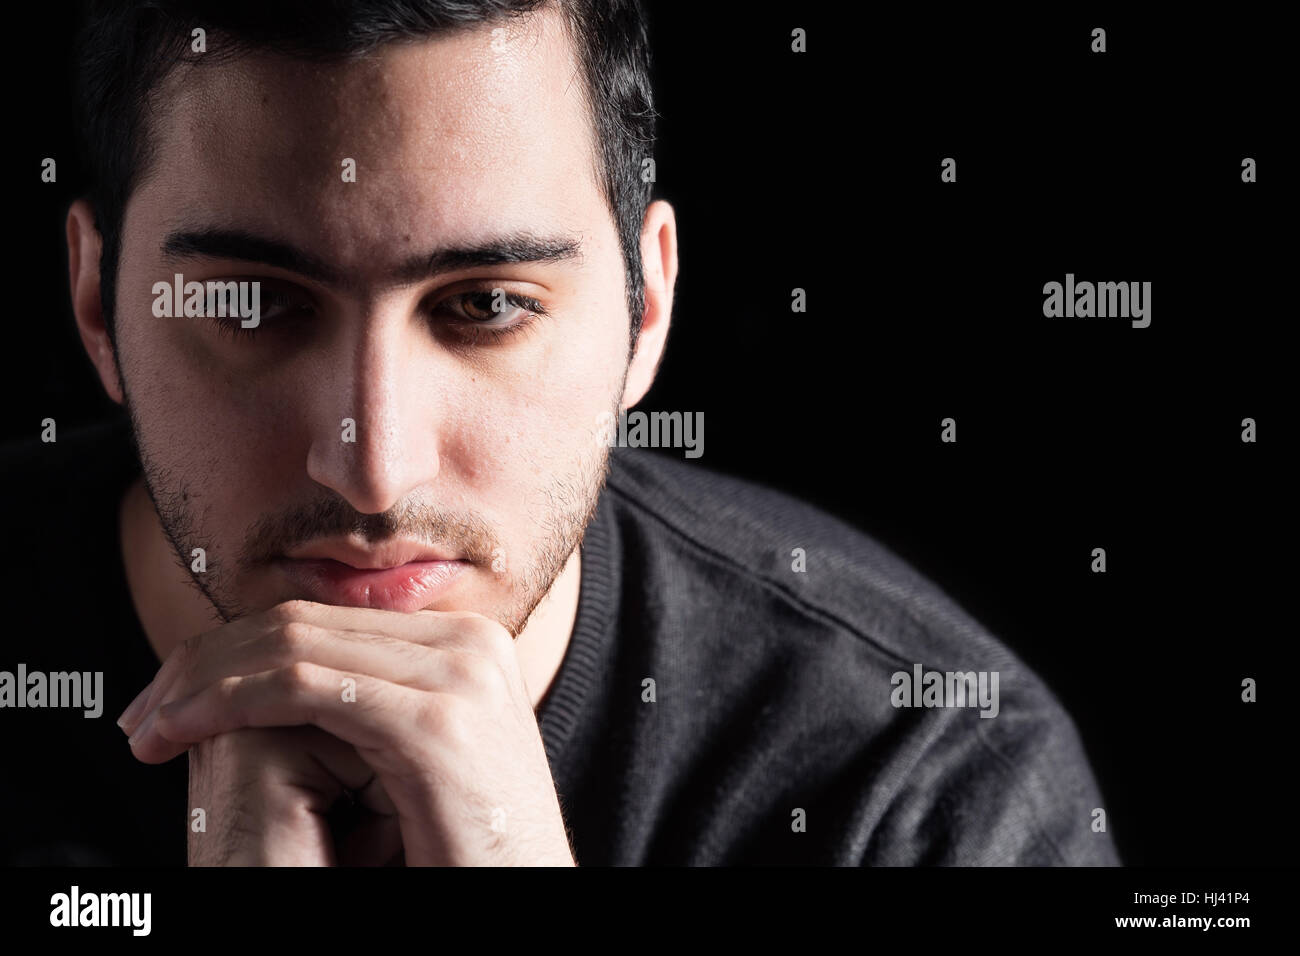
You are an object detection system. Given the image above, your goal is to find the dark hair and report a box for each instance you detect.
[73,0,656,349]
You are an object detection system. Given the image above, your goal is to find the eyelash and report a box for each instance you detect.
[445,292,548,346]
[203,288,548,344]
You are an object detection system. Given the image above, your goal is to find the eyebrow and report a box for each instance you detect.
[160,228,584,292]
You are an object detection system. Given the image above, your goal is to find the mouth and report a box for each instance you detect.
[275,540,472,612]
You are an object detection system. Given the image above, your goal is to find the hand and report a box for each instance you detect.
[119,600,575,866]
[187,725,403,866]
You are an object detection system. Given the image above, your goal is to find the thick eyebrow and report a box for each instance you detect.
[159,228,584,292]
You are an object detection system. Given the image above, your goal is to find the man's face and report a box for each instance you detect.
[111,12,629,634]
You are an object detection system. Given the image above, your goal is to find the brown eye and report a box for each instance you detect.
[459,291,505,322]
[441,290,544,328]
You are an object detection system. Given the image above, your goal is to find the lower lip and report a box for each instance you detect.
[276,558,470,613]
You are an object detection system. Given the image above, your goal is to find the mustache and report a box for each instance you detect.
[236,493,501,570]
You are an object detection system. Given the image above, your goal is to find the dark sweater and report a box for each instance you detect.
[0,416,1119,865]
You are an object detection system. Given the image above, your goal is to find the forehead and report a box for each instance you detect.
[135,10,602,275]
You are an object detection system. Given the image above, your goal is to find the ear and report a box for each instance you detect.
[66,198,123,404]
[620,199,678,410]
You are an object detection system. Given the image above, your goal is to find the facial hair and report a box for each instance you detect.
[122,389,617,638]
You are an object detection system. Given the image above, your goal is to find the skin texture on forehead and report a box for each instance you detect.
[139,12,606,288]
[108,7,632,637]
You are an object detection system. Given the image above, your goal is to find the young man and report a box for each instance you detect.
[1,0,1118,866]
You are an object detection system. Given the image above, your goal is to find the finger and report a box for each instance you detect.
[135,665,431,765]
[119,610,499,739]
[261,601,509,654]
[123,625,443,742]
[120,602,511,736]
[279,602,516,662]
[119,615,260,736]
[268,725,397,816]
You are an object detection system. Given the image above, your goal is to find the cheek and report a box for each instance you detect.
[115,328,285,546]
[446,332,621,526]
[120,341,279,470]
[126,407,261,558]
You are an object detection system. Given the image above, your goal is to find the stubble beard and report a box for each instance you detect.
[122,388,618,638]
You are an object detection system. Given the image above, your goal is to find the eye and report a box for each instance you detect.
[199,281,315,342]
[256,287,315,322]
[439,289,546,329]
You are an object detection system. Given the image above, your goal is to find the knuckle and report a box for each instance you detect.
[279,660,318,695]
[213,674,241,703]
[275,620,316,659]
[418,695,470,746]
[444,650,507,703]
[268,599,313,624]
[446,651,488,689]
[469,618,515,658]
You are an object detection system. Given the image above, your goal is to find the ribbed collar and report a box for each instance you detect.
[537,480,620,781]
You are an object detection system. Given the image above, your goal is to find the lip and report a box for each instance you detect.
[276,557,470,613]
[284,538,463,568]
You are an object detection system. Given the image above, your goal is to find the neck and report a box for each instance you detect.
[117,475,578,709]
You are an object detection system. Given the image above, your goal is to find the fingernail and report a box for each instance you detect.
[117,681,154,732]
[128,709,156,748]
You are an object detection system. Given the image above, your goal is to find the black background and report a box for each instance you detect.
[6,3,1292,867]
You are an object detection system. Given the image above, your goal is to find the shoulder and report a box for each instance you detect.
[603,449,1120,865]
[604,447,1010,671]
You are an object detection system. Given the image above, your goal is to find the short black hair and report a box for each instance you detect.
[73,0,656,349]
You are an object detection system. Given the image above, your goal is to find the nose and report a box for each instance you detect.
[306,304,441,515]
